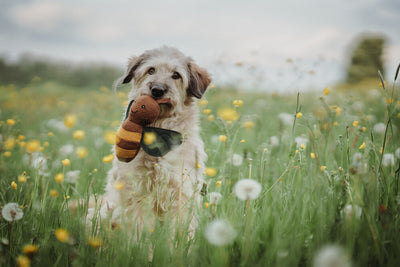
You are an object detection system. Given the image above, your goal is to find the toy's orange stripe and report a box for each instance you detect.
[117,127,142,142]
[116,146,138,158]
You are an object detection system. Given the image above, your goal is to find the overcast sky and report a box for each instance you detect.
[1,0,399,91]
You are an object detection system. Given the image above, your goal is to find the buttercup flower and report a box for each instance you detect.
[103,154,114,163]
[219,135,227,142]
[16,255,30,267]
[323,87,330,96]
[25,140,41,153]
[7,119,16,126]
[64,114,77,128]
[54,173,64,183]
[234,179,262,201]
[11,181,17,190]
[104,131,116,144]
[22,244,38,255]
[62,159,71,166]
[205,219,237,246]
[205,168,217,177]
[1,203,23,222]
[76,147,88,159]
[72,130,85,140]
[55,228,69,243]
[88,237,102,248]
[217,108,239,121]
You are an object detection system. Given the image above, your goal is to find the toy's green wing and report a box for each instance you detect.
[140,127,183,157]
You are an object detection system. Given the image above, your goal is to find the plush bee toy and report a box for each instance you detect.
[115,95,183,162]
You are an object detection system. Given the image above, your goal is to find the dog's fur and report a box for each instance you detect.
[87,47,211,238]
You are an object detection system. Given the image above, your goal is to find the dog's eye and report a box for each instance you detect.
[141,105,145,109]
[147,67,155,75]
[172,72,181,80]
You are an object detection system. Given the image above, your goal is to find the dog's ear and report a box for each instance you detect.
[187,63,211,99]
[121,56,144,84]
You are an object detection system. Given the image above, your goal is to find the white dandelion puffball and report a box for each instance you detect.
[209,192,223,205]
[278,112,294,126]
[382,153,395,167]
[65,170,81,184]
[205,219,237,246]
[313,245,352,267]
[373,123,386,134]
[295,136,309,148]
[269,136,280,147]
[1,203,24,222]
[234,179,262,201]
[59,144,75,156]
[230,153,243,166]
[342,204,362,220]
[395,147,400,159]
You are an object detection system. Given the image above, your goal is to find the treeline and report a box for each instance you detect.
[0,54,122,88]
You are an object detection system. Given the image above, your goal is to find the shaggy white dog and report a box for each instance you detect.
[88,46,211,238]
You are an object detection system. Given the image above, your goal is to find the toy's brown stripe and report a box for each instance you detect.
[117,127,142,142]
[116,146,138,158]
[117,138,140,150]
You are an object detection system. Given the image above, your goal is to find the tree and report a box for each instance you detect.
[346,36,386,84]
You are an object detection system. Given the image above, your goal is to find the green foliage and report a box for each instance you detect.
[0,75,399,266]
[346,36,386,84]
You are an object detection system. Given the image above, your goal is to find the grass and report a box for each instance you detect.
[0,74,399,266]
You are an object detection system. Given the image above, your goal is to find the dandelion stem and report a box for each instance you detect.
[248,158,252,180]
[244,199,251,263]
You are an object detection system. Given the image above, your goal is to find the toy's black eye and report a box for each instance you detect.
[147,67,155,75]
[141,105,145,109]
[172,72,181,80]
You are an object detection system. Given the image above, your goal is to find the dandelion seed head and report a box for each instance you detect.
[278,112,294,126]
[65,170,80,184]
[313,245,352,267]
[295,136,308,148]
[269,136,280,147]
[1,203,23,222]
[382,153,394,167]
[373,123,386,134]
[230,153,243,166]
[209,192,223,205]
[234,179,262,201]
[395,147,400,159]
[205,220,237,246]
[342,204,362,220]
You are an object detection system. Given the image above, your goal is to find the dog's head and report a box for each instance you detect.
[116,46,211,117]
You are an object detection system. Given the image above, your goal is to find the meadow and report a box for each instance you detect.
[0,71,400,266]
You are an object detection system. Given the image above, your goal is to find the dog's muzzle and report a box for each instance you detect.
[151,84,167,98]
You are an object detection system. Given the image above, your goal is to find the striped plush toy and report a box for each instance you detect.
[115,95,183,162]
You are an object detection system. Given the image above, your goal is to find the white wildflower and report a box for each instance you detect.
[352,101,365,112]
[1,203,23,222]
[234,179,262,201]
[209,192,223,205]
[352,153,362,165]
[341,204,362,220]
[65,170,80,184]
[382,153,395,167]
[313,245,352,267]
[59,144,75,156]
[23,152,50,176]
[373,123,386,134]
[211,135,220,144]
[229,153,243,166]
[269,136,280,147]
[205,219,237,246]
[278,112,294,126]
[295,136,309,148]
[47,118,68,132]
[395,147,400,159]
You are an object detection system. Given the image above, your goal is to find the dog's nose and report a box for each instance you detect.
[151,84,166,98]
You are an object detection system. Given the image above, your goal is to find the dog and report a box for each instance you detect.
[87,46,211,239]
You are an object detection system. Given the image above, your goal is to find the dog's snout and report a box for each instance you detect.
[151,84,167,98]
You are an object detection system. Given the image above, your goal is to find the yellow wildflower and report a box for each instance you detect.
[296,112,303,118]
[203,109,212,115]
[102,154,114,163]
[320,166,327,172]
[88,237,102,248]
[219,135,227,142]
[243,121,255,129]
[55,228,69,243]
[19,142,26,148]
[323,87,330,95]
[6,119,16,126]
[104,131,116,144]
[198,99,208,106]
[232,100,243,107]
[240,139,245,143]
[50,190,59,198]
[352,121,359,127]
[196,162,201,169]
[362,127,366,132]
[379,81,386,88]
[47,132,54,137]
[299,144,306,150]
[18,175,27,184]
[76,147,88,159]
[4,151,11,157]
[385,98,394,104]
[5,138,15,150]
[359,142,366,149]
[335,107,342,116]
[26,140,40,153]
[43,141,50,147]
[333,122,338,126]
[205,202,209,208]
[54,173,64,183]
[22,244,38,255]
[216,181,222,187]
[72,130,85,140]
[264,148,268,152]
[64,114,77,128]
[62,159,71,166]
[17,135,25,140]
[205,168,217,176]
[11,181,17,190]
[310,153,316,159]
[208,115,214,121]
[16,255,31,267]
[217,108,239,121]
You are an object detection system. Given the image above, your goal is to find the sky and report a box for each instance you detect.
[1,0,399,92]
